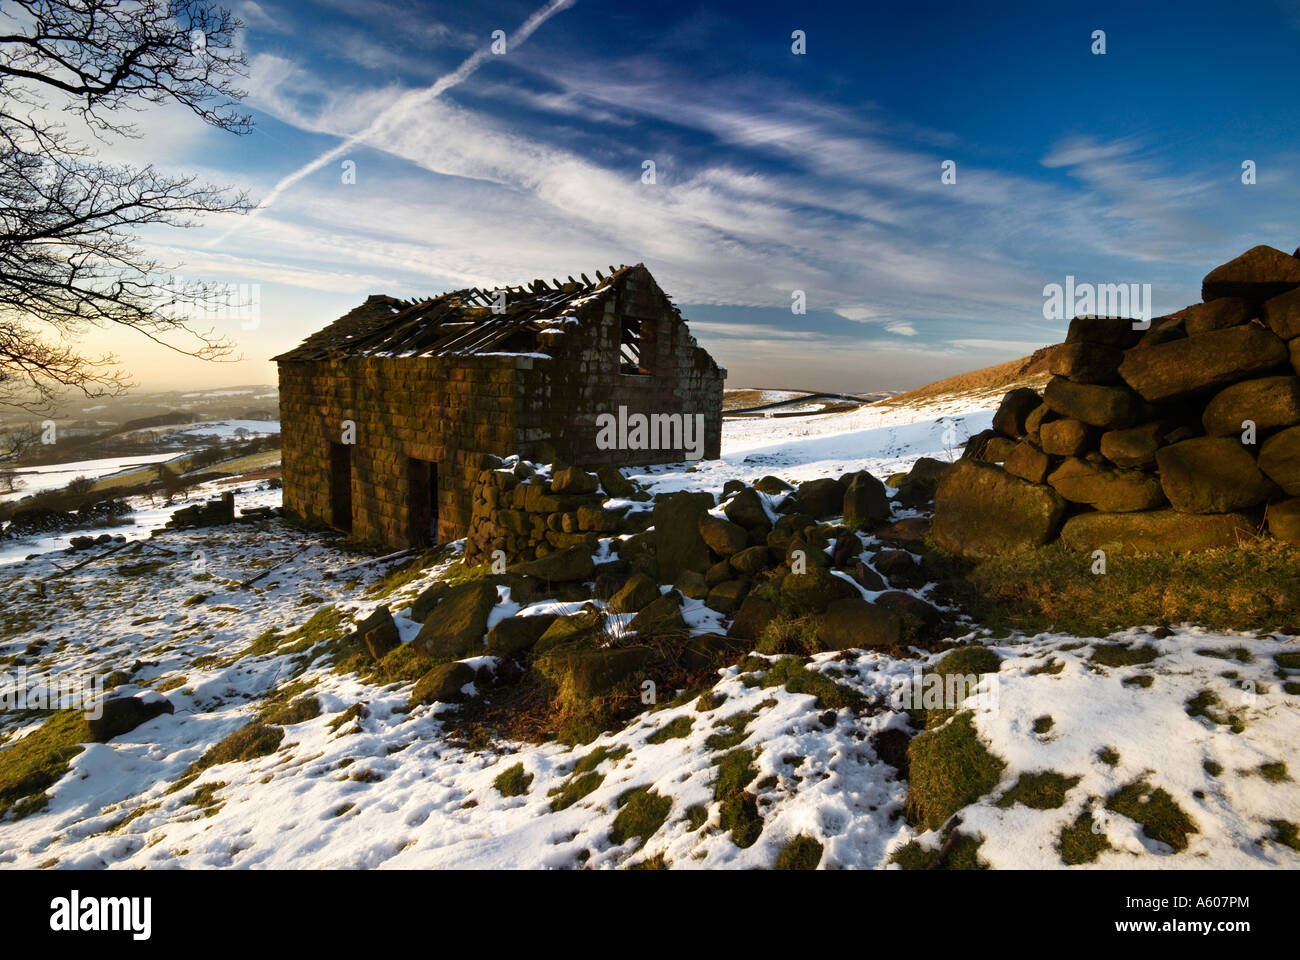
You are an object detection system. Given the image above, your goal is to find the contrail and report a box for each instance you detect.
[212,0,577,245]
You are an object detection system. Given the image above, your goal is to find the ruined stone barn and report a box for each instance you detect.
[274,264,725,549]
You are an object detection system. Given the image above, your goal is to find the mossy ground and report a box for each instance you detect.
[906,711,1005,831]
[956,539,1300,635]
[492,763,533,797]
[0,710,87,819]
[646,715,692,744]
[1185,689,1245,733]
[773,834,823,869]
[1106,780,1197,852]
[171,722,284,793]
[714,748,762,848]
[997,771,1079,809]
[609,786,671,850]
[891,830,987,870]
[1057,808,1112,864]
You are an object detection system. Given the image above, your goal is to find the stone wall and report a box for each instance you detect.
[934,244,1300,559]
[462,462,652,564]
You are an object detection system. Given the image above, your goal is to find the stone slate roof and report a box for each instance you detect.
[273,264,640,362]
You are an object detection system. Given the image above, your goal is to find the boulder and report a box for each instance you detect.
[628,594,688,636]
[550,466,599,495]
[894,458,953,506]
[794,477,847,519]
[1024,403,1054,435]
[535,611,603,654]
[932,460,1067,562]
[992,387,1043,437]
[413,580,499,659]
[535,647,653,701]
[980,436,1018,463]
[875,516,931,547]
[706,559,733,587]
[85,695,174,743]
[1202,376,1300,437]
[1260,285,1300,341]
[514,544,595,582]
[723,487,771,529]
[1004,440,1053,484]
[707,579,750,616]
[653,491,715,580]
[1182,297,1253,336]
[1043,377,1143,428]
[961,428,999,460]
[729,544,773,576]
[1039,418,1095,457]
[1266,499,1300,545]
[1060,510,1255,555]
[674,569,710,600]
[595,464,637,498]
[1049,341,1123,384]
[1156,437,1278,513]
[816,598,901,650]
[1137,316,1187,348]
[1119,325,1289,403]
[409,582,449,623]
[1046,458,1166,512]
[754,475,793,495]
[781,567,857,614]
[873,549,927,589]
[698,513,748,556]
[728,595,779,641]
[609,573,660,614]
[843,472,891,529]
[411,663,477,705]
[1201,245,1300,301]
[355,606,400,660]
[1065,314,1145,349]
[1100,422,1167,469]
[874,592,948,645]
[1259,425,1300,495]
[485,614,559,658]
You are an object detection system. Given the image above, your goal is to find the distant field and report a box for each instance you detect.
[186,448,281,478]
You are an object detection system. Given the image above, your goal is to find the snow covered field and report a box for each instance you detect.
[0,394,1297,870]
[0,454,180,504]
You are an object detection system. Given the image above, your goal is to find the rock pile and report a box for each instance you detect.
[935,244,1300,559]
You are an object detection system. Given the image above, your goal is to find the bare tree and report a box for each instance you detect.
[0,0,254,411]
[0,423,38,491]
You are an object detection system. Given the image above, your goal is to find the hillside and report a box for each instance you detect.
[0,387,1296,870]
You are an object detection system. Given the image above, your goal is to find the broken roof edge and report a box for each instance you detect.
[272,264,648,363]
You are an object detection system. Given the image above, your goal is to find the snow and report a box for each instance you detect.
[0,389,1296,870]
[1,454,180,503]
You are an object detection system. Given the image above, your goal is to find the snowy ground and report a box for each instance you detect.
[1,454,181,504]
[0,394,1297,869]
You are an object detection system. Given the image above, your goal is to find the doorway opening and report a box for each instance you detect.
[407,458,438,547]
[329,442,353,533]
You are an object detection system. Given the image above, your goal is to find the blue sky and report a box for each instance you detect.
[100,0,1300,392]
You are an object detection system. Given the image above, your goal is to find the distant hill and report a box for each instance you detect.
[877,344,1057,408]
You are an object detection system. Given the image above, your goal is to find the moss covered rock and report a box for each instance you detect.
[411,662,476,705]
[413,580,498,659]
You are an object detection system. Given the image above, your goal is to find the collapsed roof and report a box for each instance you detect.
[273,264,642,362]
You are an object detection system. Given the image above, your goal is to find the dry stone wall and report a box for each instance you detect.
[935,244,1300,559]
